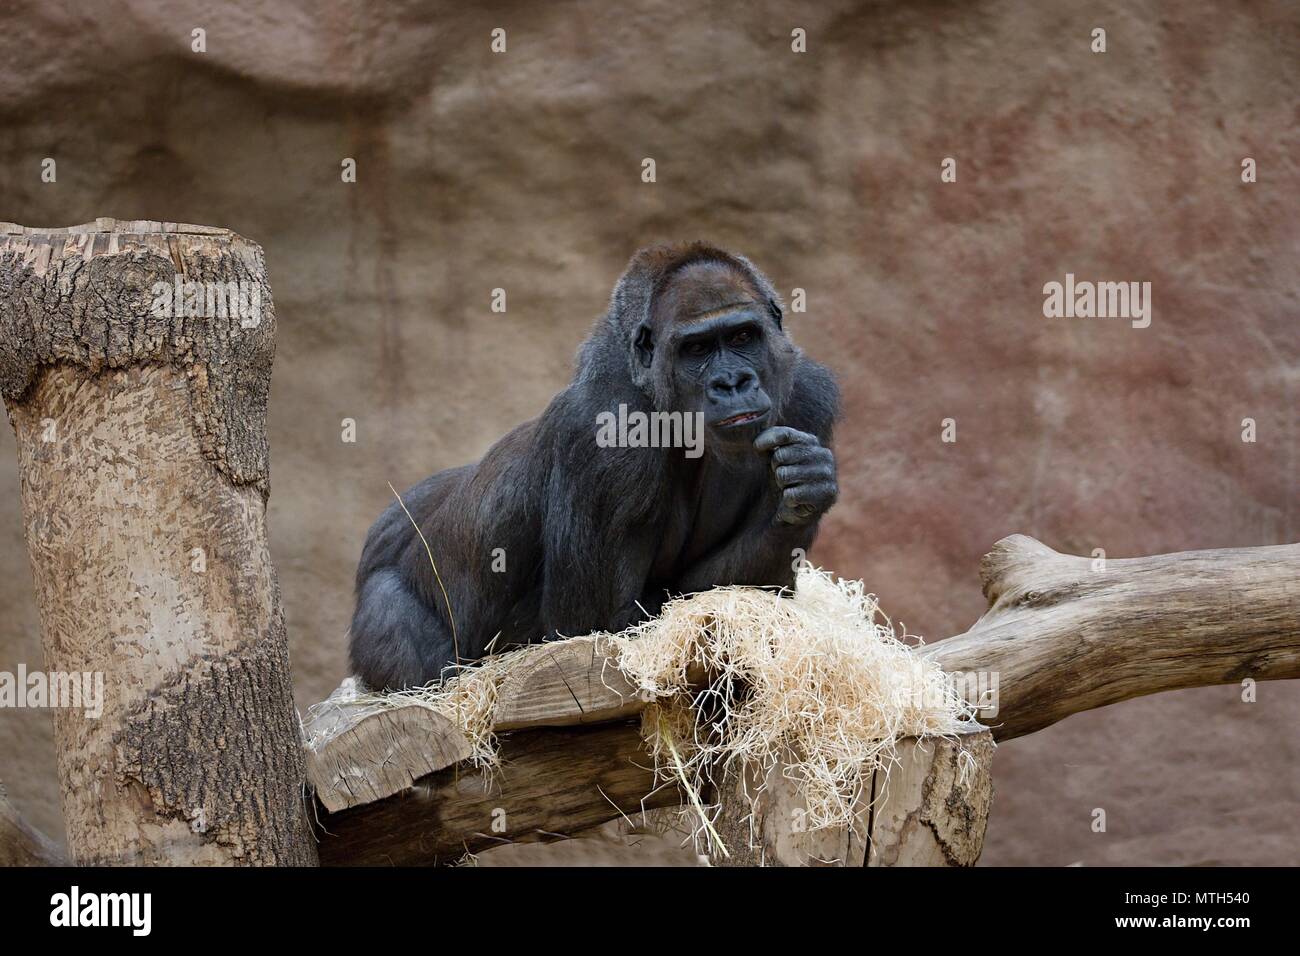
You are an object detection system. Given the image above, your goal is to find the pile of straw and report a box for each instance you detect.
[610,567,982,842]
[306,639,605,774]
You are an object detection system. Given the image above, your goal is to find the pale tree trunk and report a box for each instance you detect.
[0,219,317,865]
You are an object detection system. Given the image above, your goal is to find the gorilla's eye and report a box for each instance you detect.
[729,329,756,347]
[682,340,712,358]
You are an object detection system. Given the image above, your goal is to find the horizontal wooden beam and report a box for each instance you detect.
[314,721,680,865]
[492,636,645,731]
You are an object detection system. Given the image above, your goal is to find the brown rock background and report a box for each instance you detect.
[0,0,1295,864]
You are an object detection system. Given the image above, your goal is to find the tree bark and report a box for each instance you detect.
[0,219,317,865]
[708,747,871,866]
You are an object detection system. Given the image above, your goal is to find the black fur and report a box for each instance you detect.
[349,243,839,690]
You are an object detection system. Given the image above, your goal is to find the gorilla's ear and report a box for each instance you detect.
[633,323,654,368]
[767,297,783,330]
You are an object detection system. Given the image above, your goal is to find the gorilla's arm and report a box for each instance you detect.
[674,502,822,593]
[677,357,839,593]
[348,467,473,690]
[538,402,664,637]
[350,423,546,690]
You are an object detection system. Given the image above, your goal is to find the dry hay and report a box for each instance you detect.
[610,567,983,849]
[313,567,982,846]
[303,640,596,774]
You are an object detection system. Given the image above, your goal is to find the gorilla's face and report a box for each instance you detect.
[635,260,795,454]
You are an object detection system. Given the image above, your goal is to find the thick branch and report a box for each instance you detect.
[314,722,680,865]
[924,535,1300,741]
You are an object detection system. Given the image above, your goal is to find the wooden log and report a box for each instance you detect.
[307,535,1297,865]
[492,636,644,730]
[315,721,681,865]
[865,732,994,866]
[708,730,993,867]
[0,776,65,866]
[304,678,475,813]
[0,220,316,865]
[925,535,1300,741]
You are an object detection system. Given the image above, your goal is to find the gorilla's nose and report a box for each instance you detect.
[707,370,756,400]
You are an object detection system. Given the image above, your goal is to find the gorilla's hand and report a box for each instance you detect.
[755,426,838,526]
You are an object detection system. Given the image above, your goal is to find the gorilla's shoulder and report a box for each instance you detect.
[785,354,840,441]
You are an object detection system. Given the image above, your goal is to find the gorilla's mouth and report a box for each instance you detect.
[713,410,767,428]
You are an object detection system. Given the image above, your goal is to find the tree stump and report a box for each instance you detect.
[865,732,994,866]
[710,730,993,866]
[0,220,316,865]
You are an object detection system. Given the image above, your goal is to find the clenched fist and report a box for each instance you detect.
[755,426,838,526]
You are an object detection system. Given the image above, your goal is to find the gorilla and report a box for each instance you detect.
[349,242,839,690]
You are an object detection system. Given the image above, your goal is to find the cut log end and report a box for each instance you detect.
[493,636,644,730]
[1,219,238,237]
[0,221,275,489]
[303,680,474,814]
